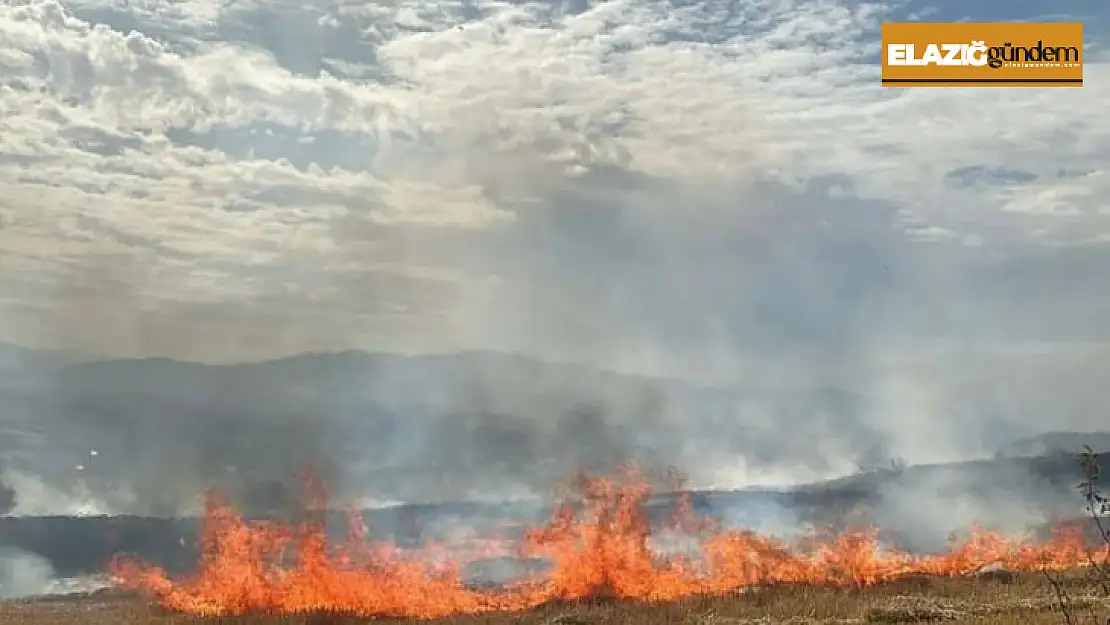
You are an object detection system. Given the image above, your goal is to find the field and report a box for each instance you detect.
[3,455,1107,625]
[3,571,1107,625]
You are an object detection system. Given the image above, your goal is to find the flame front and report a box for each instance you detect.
[108,468,1100,619]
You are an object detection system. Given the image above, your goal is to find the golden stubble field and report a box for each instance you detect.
[4,571,1107,625]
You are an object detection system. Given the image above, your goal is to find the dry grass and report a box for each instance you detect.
[3,572,1107,625]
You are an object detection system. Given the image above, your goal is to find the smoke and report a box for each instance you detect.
[0,467,113,517]
[0,547,56,599]
[0,0,1106,560]
[0,235,1104,526]
[0,179,1105,552]
[707,494,805,539]
[0,472,13,516]
[0,545,111,599]
[869,483,1041,554]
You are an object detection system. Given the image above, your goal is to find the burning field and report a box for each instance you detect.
[0,458,1104,625]
[0,571,1107,625]
[1,466,1103,625]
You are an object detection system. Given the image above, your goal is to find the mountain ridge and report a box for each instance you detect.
[0,343,1104,519]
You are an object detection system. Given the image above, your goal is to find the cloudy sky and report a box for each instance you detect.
[0,0,1108,384]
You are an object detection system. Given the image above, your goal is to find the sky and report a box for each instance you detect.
[0,0,1108,386]
[0,0,1109,530]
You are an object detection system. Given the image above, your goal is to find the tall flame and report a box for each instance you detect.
[108,467,1100,619]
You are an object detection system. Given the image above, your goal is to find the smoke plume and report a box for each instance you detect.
[0,0,1107,564]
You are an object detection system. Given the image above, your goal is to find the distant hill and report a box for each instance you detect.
[0,347,874,516]
[0,343,1105,576]
[994,431,1110,458]
[0,344,1106,522]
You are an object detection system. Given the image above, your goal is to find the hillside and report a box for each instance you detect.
[0,343,1106,580]
[995,430,1110,458]
[0,345,877,516]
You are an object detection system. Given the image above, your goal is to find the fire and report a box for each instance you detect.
[108,466,1101,619]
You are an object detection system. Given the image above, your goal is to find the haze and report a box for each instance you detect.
[0,0,1108,518]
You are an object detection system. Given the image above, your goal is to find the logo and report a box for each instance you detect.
[881,22,1083,87]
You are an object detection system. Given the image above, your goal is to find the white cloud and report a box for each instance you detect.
[0,0,1106,366]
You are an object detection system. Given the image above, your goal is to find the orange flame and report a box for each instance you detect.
[108,467,1101,619]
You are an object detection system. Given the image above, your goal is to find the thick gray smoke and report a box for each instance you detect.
[0,547,54,599]
[0,0,1107,562]
[0,189,1107,522]
[0,545,109,598]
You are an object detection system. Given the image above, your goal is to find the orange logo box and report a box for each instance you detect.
[881,22,1083,87]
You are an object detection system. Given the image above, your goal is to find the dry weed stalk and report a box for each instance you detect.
[1047,446,1110,625]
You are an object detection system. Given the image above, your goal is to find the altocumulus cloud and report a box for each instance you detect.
[0,0,1109,466]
